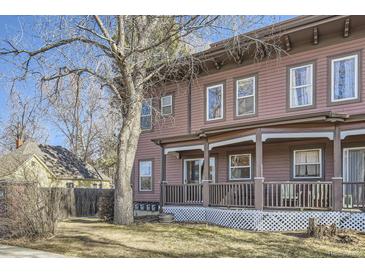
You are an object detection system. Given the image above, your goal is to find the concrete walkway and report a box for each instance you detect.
[0,244,65,258]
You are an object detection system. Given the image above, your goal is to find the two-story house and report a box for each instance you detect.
[132,15,365,222]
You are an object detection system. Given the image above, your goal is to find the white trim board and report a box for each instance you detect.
[341,128,365,139]
[209,135,256,150]
[164,144,204,155]
[262,132,334,142]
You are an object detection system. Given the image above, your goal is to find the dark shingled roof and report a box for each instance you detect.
[0,142,109,181]
[38,144,108,180]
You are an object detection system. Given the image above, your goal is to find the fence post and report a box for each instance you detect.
[254,128,264,210]
[332,126,343,211]
[70,188,76,217]
[202,180,210,207]
[160,181,167,213]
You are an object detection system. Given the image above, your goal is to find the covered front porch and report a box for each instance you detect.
[159,124,365,211]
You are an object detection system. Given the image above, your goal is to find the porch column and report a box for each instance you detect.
[254,128,264,210]
[159,145,166,213]
[332,126,343,211]
[202,140,210,207]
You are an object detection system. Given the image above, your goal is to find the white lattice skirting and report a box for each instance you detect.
[163,206,365,232]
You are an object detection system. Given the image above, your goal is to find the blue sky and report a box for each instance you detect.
[0,15,294,147]
[0,16,65,145]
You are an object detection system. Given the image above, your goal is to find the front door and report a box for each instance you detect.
[343,147,365,182]
[183,158,215,184]
[343,147,365,207]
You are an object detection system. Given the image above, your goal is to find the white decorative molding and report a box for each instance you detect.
[209,135,256,150]
[262,131,334,142]
[340,128,365,140]
[164,144,204,155]
[163,206,365,232]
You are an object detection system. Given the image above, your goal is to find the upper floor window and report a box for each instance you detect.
[331,54,359,103]
[289,64,313,108]
[206,84,224,121]
[161,95,172,116]
[229,154,252,180]
[139,160,153,191]
[236,76,256,116]
[293,148,322,179]
[141,99,152,130]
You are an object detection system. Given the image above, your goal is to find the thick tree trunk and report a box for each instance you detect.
[113,104,142,225]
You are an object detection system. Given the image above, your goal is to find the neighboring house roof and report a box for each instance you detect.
[0,143,53,179]
[38,144,109,181]
[0,141,110,182]
[0,151,33,178]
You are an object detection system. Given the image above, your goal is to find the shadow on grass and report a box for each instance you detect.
[8,218,364,258]
[66,218,101,224]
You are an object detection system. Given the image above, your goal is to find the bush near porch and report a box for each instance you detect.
[2,218,365,258]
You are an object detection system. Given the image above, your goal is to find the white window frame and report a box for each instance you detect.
[141,98,152,130]
[139,160,153,191]
[293,148,322,179]
[289,64,314,108]
[229,154,252,180]
[331,54,359,103]
[236,76,256,116]
[343,146,365,182]
[161,95,173,116]
[206,84,224,121]
[183,157,216,184]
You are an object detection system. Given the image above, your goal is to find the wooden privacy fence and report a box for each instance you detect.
[41,187,114,218]
[343,182,365,209]
[164,183,203,205]
[263,181,333,209]
[209,182,254,208]
[74,188,111,216]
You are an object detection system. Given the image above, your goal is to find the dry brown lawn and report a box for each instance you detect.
[2,218,365,258]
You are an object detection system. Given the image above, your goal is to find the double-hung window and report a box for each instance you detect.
[161,95,172,116]
[331,54,359,102]
[236,76,256,116]
[293,149,322,179]
[141,99,152,130]
[289,64,314,108]
[229,154,252,180]
[139,160,153,191]
[206,84,224,121]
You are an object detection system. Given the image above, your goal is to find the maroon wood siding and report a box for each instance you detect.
[133,32,365,202]
[191,36,365,132]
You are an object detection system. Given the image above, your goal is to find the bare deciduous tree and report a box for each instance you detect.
[0,90,48,152]
[1,15,285,224]
[46,74,105,163]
